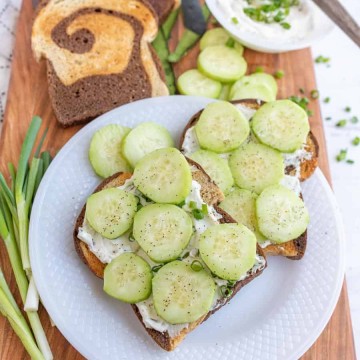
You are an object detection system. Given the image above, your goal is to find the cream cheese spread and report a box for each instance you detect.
[283,146,312,178]
[217,0,314,42]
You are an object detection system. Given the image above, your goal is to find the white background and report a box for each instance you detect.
[0,0,359,356]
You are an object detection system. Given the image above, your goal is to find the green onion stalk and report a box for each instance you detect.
[0,116,53,359]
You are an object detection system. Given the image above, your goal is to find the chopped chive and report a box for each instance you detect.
[323,97,330,103]
[202,204,208,215]
[220,285,234,298]
[345,106,351,112]
[192,209,204,220]
[274,70,284,79]
[227,280,236,287]
[281,22,291,29]
[351,116,359,124]
[231,17,239,24]
[352,137,360,146]
[325,116,332,121]
[315,55,330,64]
[189,200,197,209]
[346,159,355,164]
[128,233,135,242]
[336,119,347,127]
[177,200,185,208]
[190,260,203,272]
[225,38,235,48]
[299,87,305,94]
[336,149,347,162]
[254,66,264,73]
[288,96,313,116]
[310,89,319,99]
[181,252,190,260]
[151,265,163,273]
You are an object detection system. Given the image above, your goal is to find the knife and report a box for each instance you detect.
[181,0,207,35]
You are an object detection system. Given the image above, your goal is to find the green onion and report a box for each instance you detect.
[310,89,319,99]
[323,97,330,103]
[202,204,209,215]
[336,119,347,127]
[352,137,360,146]
[128,233,135,242]
[346,159,355,164]
[288,96,313,116]
[254,66,264,73]
[192,209,204,220]
[345,106,351,112]
[281,22,291,29]
[299,87,305,94]
[336,149,347,162]
[220,285,234,298]
[350,116,359,124]
[189,201,197,209]
[231,17,239,24]
[325,117,332,121]
[190,260,203,272]
[152,265,163,273]
[225,38,235,48]
[274,70,284,79]
[315,55,330,64]
[227,280,236,287]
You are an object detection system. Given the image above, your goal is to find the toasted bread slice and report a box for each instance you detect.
[179,99,317,260]
[74,161,266,351]
[147,0,181,24]
[32,0,169,127]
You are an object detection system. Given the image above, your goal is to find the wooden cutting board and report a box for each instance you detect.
[0,1,356,359]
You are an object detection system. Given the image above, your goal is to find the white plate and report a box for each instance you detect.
[30,96,345,360]
[205,0,334,53]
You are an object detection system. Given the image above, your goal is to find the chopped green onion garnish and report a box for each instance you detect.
[190,260,203,272]
[177,200,185,208]
[225,38,235,48]
[220,285,234,298]
[227,280,236,287]
[299,88,305,94]
[202,204,209,215]
[281,22,291,29]
[315,55,330,64]
[336,149,347,162]
[323,97,330,103]
[351,116,359,124]
[192,209,204,220]
[128,233,135,242]
[254,66,264,73]
[345,106,351,112]
[182,252,190,259]
[346,159,355,164]
[310,89,319,99]
[189,200,197,209]
[336,119,347,127]
[274,70,284,79]
[288,96,313,116]
[352,137,360,146]
[325,116,332,121]
[152,265,163,273]
[231,17,239,24]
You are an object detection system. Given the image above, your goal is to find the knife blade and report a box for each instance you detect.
[181,0,207,35]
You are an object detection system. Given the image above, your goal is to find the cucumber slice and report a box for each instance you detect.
[195,101,250,153]
[220,188,265,242]
[229,143,284,194]
[229,84,275,102]
[89,124,132,178]
[252,100,310,152]
[86,188,137,239]
[200,28,244,55]
[230,73,278,99]
[133,204,193,262]
[199,223,257,280]
[218,83,232,100]
[198,46,247,83]
[104,253,152,303]
[133,148,192,204]
[122,122,174,168]
[152,261,216,324]
[256,185,309,243]
[177,69,222,98]
[189,150,234,194]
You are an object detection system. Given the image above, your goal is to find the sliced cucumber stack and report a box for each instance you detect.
[86,188,137,239]
[122,122,174,168]
[252,100,310,152]
[229,143,284,194]
[104,253,152,303]
[89,124,131,178]
[200,28,244,55]
[152,261,216,324]
[133,148,192,204]
[256,185,309,243]
[230,84,275,102]
[195,101,250,153]
[198,46,247,83]
[220,188,265,242]
[177,69,222,98]
[189,150,234,194]
[199,223,257,280]
[133,204,193,263]
[230,73,278,99]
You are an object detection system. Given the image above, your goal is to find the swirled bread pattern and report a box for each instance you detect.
[32,0,169,126]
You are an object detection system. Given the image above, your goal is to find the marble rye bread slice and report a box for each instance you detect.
[147,0,180,24]
[179,99,320,260]
[73,162,267,351]
[32,0,169,127]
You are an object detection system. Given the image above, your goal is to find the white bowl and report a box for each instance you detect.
[205,0,334,53]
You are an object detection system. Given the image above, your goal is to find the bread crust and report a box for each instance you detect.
[179,99,316,260]
[74,164,266,351]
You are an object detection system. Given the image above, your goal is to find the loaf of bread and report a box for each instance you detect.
[32,0,169,127]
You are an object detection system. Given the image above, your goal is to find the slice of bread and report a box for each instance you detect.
[147,0,181,24]
[74,161,266,351]
[179,99,318,260]
[32,0,169,127]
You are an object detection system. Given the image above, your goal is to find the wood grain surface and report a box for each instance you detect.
[0,1,356,359]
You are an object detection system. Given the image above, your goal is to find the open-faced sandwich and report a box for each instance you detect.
[74,145,266,351]
[180,99,319,260]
